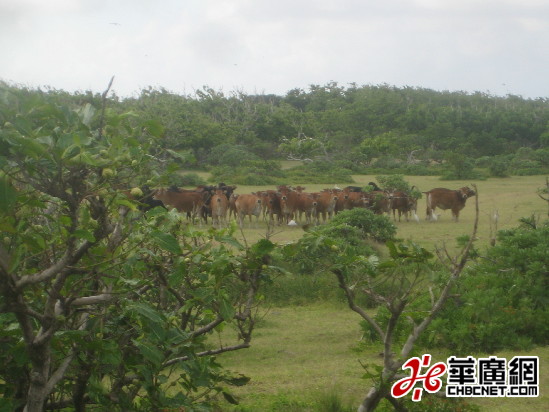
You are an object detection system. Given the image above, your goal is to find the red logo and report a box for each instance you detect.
[391,355,447,401]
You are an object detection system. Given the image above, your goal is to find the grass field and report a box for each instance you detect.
[200,174,548,411]
[216,304,549,412]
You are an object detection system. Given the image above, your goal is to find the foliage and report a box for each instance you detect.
[487,155,510,177]
[210,144,261,167]
[170,172,208,187]
[0,86,272,411]
[508,147,549,175]
[284,160,355,184]
[425,221,549,352]
[209,160,285,185]
[439,153,486,180]
[330,209,397,243]
[375,174,422,199]
[5,81,549,178]
[282,223,376,276]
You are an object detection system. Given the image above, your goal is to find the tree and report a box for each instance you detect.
[0,84,272,411]
[288,190,478,411]
[425,218,549,352]
[337,188,478,411]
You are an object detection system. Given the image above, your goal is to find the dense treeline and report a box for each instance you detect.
[3,81,549,182]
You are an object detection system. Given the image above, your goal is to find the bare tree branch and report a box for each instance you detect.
[334,269,385,340]
[189,316,224,339]
[164,343,250,367]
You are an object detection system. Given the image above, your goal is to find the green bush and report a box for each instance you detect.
[375,174,422,198]
[424,221,549,352]
[440,153,486,180]
[209,144,260,167]
[330,209,397,243]
[284,160,355,184]
[487,156,510,177]
[401,163,440,176]
[209,160,285,185]
[170,172,208,187]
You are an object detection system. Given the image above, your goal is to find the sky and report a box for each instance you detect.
[1,0,549,99]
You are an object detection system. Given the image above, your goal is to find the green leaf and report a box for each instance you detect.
[215,235,244,251]
[73,229,96,242]
[141,120,165,138]
[133,340,164,367]
[115,198,138,211]
[219,298,235,321]
[127,302,165,324]
[251,238,275,256]
[0,178,17,213]
[151,230,182,254]
[0,221,16,233]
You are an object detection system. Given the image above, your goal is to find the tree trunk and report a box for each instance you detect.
[24,340,52,412]
[25,364,49,412]
[358,386,386,412]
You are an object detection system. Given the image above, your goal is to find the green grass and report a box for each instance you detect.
[215,303,370,411]
[215,304,549,411]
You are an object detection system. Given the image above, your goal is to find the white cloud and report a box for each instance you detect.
[1,0,548,98]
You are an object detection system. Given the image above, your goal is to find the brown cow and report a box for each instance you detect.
[228,194,238,220]
[210,189,229,227]
[153,187,207,222]
[338,188,367,213]
[424,186,476,222]
[364,191,392,215]
[235,193,262,227]
[391,191,419,222]
[312,190,339,224]
[278,186,300,224]
[295,192,317,224]
[260,190,283,224]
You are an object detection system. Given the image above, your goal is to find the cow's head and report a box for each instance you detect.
[459,186,476,199]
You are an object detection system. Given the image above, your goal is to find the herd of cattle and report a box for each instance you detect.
[128,183,477,227]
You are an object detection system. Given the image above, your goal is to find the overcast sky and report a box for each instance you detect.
[1,0,548,99]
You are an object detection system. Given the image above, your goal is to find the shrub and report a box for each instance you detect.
[330,209,397,243]
[209,144,260,167]
[402,163,440,176]
[423,221,549,352]
[375,174,422,198]
[209,160,285,185]
[170,172,207,187]
[440,153,486,180]
[285,160,355,184]
[487,156,510,177]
